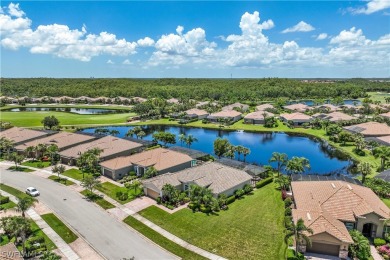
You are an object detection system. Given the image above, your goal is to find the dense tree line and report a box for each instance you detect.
[1,78,389,101]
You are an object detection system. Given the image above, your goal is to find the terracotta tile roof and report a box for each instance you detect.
[292,181,390,242]
[280,112,312,121]
[375,135,390,146]
[256,104,274,111]
[15,132,96,151]
[59,135,142,159]
[185,109,209,117]
[244,111,274,120]
[380,112,390,119]
[167,98,180,104]
[142,162,252,195]
[316,104,340,112]
[344,122,390,137]
[283,103,310,112]
[222,102,249,111]
[0,127,49,144]
[208,110,242,118]
[100,148,192,171]
[314,112,356,122]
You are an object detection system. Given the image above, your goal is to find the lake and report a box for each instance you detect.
[288,99,361,106]
[5,107,128,115]
[82,125,352,175]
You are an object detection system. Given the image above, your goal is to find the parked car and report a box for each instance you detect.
[26,187,40,197]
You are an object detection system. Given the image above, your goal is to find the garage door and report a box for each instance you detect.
[146,189,160,199]
[308,242,340,256]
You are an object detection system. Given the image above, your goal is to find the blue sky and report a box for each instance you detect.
[1,1,389,78]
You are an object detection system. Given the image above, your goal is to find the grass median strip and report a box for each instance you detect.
[80,190,115,210]
[48,175,75,186]
[41,213,78,244]
[7,166,35,172]
[0,183,30,199]
[123,216,207,260]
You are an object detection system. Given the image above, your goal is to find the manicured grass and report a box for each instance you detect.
[61,168,91,181]
[0,183,30,199]
[0,110,135,127]
[48,175,75,186]
[41,213,78,243]
[22,160,51,168]
[138,184,286,259]
[364,92,390,103]
[0,200,16,210]
[80,190,115,210]
[95,182,137,204]
[124,216,207,260]
[382,198,390,208]
[7,166,35,172]
[0,104,133,111]
[30,220,57,251]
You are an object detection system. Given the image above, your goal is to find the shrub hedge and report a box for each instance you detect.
[255,177,273,189]
[374,238,387,247]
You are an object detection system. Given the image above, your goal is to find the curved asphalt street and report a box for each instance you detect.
[0,167,175,260]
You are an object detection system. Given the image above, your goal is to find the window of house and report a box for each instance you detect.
[383,225,390,237]
[191,160,196,167]
[184,184,189,191]
[344,222,355,231]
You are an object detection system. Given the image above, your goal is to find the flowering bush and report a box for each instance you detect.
[378,245,390,257]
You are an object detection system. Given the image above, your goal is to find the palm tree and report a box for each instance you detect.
[242,147,251,162]
[137,130,146,139]
[285,218,313,256]
[185,134,198,148]
[46,144,59,165]
[35,143,48,161]
[178,134,186,147]
[52,164,66,180]
[373,146,390,172]
[358,162,372,184]
[235,145,244,161]
[25,146,35,161]
[16,197,36,218]
[0,137,14,157]
[110,129,120,136]
[126,180,142,197]
[126,129,135,138]
[269,152,288,176]
[286,157,310,175]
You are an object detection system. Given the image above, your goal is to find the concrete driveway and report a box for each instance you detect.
[0,166,176,260]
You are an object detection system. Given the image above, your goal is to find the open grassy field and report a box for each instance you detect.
[41,213,78,243]
[364,91,390,103]
[123,216,206,260]
[0,104,133,111]
[138,183,286,260]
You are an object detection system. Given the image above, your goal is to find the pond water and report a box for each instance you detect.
[4,107,128,115]
[288,99,361,106]
[82,125,352,175]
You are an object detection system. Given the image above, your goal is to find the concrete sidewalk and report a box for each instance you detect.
[1,190,80,260]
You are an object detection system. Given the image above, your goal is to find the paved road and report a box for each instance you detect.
[0,167,175,260]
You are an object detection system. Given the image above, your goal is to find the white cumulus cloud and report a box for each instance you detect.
[137,37,155,47]
[350,0,390,14]
[122,59,132,65]
[316,33,328,40]
[107,59,114,64]
[282,21,315,33]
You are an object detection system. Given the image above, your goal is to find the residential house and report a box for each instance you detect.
[312,112,356,122]
[343,122,390,137]
[15,132,96,155]
[380,112,390,120]
[207,110,242,123]
[280,113,312,126]
[244,111,274,124]
[376,169,390,182]
[315,104,340,113]
[222,102,249,112]
[184,109,209,119]
[0,127,52,145]
[283,103,310,113]
[366,135,390,146]
[142,162,252,199]
[256,104,274,111]
[99,147,195,180]
[59,135,143,165]
[131,97,147,103]
[292,180,390,258]
[167,98,180,104]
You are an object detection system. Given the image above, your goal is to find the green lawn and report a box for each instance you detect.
[7,166,35,172]
[80,190,116,210]
[22,160,51,168]
[0,111,135,127]
[61,168,91,181]
[30,221,57,251]
[0,104,133,111]
[0,183,30,199]
[0,200,16,210]
[364,92,390,103]
[41,213,78,243]
[124,216,207,260]
[138,184,286,259]
[47,175,75,186]
[96,182,138,204]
